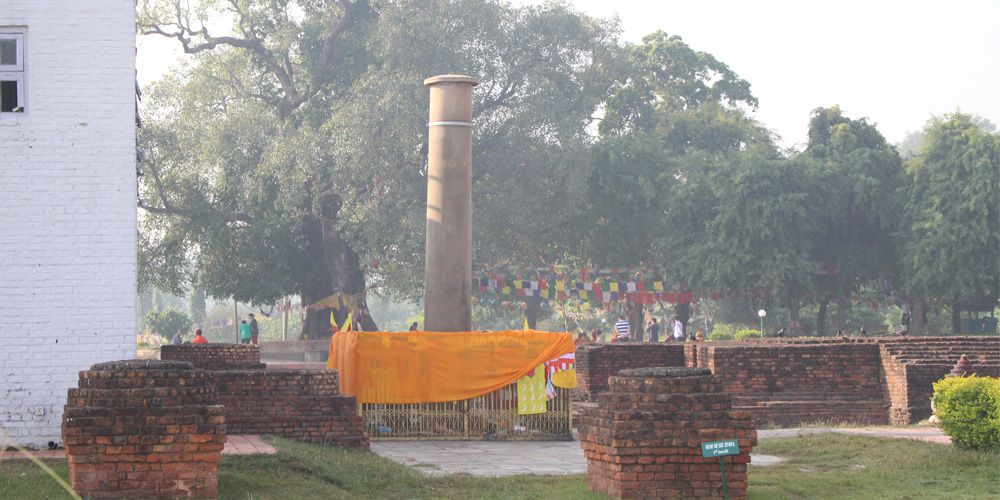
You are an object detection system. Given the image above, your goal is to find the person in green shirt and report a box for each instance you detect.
[238,320,253,345]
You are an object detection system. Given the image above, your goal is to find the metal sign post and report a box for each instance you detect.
[701,438,740,500]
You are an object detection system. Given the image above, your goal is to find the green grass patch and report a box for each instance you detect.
[2,433,997,499]
[750,434,1000,499]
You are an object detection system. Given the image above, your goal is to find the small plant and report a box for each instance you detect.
[734,328,762,340]
[708,323,758,341]
[932,375,1000,452]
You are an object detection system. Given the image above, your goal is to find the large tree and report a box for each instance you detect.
[801,106,905,334]
[137,0,618,336]
[580,31,769,336]
[902,113,1000,334]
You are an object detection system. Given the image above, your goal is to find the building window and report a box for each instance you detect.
[0,30,25,113]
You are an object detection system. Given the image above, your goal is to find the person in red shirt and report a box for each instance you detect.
[191,329,209,344]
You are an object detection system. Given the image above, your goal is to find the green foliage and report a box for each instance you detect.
[708,322,742,341]
[803,107,905,301]
[144,308,192,339]
[138,0,620,333]
[933,376,1000,451]
[903,113,1000,306]
[735,328,762,340]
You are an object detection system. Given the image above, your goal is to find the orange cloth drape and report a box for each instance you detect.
[327,330,574,404]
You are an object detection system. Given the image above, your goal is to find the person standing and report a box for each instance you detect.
[672,315,685,342]
[646,318,660,343]
[614,315,631,341]
[238,320,253,345]
[192,329,208,344]
[171,330,183,346]
[248,313,260,345]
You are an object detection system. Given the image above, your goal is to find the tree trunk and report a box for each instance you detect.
[816,299,829,336]
[298,210,378,339]
[525,297,541,330]
[833,294,849,334]
[951,298,962,335]
[788,295,801,335]
[910,300,924,336]
[627,302,644,341]
[676,302,691,334]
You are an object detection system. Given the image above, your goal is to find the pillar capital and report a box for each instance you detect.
[424,74,479,87]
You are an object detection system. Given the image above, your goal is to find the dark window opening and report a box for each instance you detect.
[0,39,15,65]
[0,80,17,111]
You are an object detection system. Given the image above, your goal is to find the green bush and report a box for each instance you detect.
[145,308,192,341]
[735,328,762,340]
[709,323,749,341]
[932,376,1000,451]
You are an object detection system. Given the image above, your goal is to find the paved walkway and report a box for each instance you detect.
[757,426,951,445]
[0,435,276,461]
[373,426,949,477]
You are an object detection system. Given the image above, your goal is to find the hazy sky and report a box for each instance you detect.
[137,0,1000,149]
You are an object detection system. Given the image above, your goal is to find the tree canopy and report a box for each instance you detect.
[138,0,1000,336]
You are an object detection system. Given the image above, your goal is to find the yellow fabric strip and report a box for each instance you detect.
[329,330,574,404]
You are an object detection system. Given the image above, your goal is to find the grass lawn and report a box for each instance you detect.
[2,433,997,499]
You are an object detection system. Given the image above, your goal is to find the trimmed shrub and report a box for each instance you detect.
[735,328,762,340]
[932,376,1000,451]
[708,323,740,341]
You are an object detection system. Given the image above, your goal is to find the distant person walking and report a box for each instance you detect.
[672,315,685,342]
[614,315,631,341]
[248,313,259,345]
[239,320,253,345]
[192,329,208,344]
[646,318,660,343]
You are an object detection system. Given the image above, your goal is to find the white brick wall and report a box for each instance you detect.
[0,0,136,447]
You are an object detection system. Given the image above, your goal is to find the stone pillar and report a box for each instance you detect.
[62,360,226,499]
[577,367,757,499]
[423,74,478,332]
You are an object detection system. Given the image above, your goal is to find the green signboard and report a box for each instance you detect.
[701,439,740,458]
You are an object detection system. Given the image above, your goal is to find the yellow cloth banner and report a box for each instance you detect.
[517,367,547,415]
[327,330,574,404]
[551,369,576,389]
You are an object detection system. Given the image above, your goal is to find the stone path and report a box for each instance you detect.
[757,426,952,445]
[0,435,276,461]
[373,426,950,477]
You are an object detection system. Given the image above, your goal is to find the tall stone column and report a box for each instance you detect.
[423,74,478,332]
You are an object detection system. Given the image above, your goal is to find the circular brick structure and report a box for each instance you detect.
[160,343,266,370]
[577,367,756,499]
[61,360,226,499]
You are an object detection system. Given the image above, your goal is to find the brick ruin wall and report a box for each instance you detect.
[575,344,686,401]
[160,344,266,370]
[879,337,999,424]
[62,361,226,499]
[157,344,368,448]
[575,336,999,427]
[577,367,756,499]
[208,369,368,448]
[703,341,889,426]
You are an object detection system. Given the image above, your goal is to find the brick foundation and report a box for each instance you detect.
[576,336,998,427]
[208,369,368,448]
[577,367,756,499]
[160,344,266,370]
[879,337,999,424]
[576,344,686,401]
[61,360,226,499]
[704,341,889,427]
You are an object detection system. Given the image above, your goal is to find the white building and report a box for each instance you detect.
[0,0,136,447]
